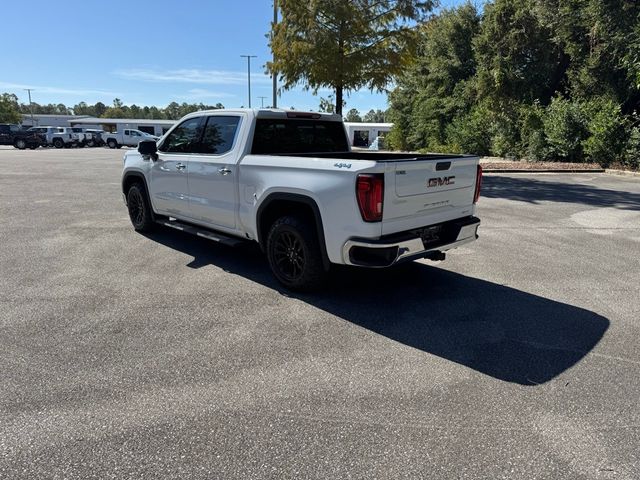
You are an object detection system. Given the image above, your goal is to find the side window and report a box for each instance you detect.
[159,117,203,153]
[124,130,130,135]
[197,116,240,154]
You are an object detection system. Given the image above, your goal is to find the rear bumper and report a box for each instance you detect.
[342,216,480,267]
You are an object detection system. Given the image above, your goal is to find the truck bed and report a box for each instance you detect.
[268,151,471,162]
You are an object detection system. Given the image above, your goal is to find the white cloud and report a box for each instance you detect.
[0,82,119,98]
[113,68,272,85]
[177,89,236,101]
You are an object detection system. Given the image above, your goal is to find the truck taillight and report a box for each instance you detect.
[473,165,483,203]
[356,173,384,222]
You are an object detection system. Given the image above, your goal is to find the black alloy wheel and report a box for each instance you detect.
[266,215,327,291]
[126,183,154,232]
[273,230,306,282]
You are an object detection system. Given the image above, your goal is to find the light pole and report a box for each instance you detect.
[240,54,257,108]
[258,96,268,108]
[272,0,278,108]
[24,88,35,126]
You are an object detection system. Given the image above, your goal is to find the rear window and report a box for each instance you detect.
[251,119,348,155]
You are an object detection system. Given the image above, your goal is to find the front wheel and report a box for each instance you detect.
[266,216,327,291]
[53,138,64,148]
[126,183,154,232]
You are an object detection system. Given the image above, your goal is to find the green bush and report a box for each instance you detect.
[581,99,626,168]
[445,103,492,155]
[386,123,409,151]
[543,97,589,162]
[518,102,548,161]
[490,108,521,158]
[624,126,640,170]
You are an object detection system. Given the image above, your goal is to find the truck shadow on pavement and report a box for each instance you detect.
[482,175,640,210]
[145,230,609,386]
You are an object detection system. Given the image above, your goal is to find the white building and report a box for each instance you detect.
[21,114,91,128]
[344,122,393,148]
[68,117,176,137]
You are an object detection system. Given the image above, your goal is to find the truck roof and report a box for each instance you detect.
[184,108,343,122]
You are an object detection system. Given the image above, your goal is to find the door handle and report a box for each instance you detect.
[176,163,186,171]
[218,167,232,176]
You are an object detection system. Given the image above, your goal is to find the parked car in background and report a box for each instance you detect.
[84,129,105,147]
[71,127,92,147]
[0,124,44,149]
[27,126,75,148]
[104,129,159,149]
[54,127,76,148]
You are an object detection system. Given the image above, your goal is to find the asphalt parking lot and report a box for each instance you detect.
[1,146,639,479]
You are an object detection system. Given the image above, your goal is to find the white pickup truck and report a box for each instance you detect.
[121,109,482,290]
[104,128,159,149]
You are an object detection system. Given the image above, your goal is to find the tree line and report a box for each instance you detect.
[386,0,640,168]
[269,0,638,167]
[0,94,224,123]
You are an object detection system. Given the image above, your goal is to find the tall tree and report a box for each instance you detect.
[344,108,362,122]
[94,102,107,117]
[537,0,640,111]
[387,3,481,150]
[363,109,386,122]
[474,0,562,106]
[0,93,21,123]
[268,0,433,115]
[318,96,337,113]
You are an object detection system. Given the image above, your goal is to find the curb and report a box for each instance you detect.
[483,169,605,174]
[605,169,640,178]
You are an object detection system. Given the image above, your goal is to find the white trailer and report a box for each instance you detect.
[344,122,392,148]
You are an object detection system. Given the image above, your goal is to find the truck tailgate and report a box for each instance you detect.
[382,156,479,235]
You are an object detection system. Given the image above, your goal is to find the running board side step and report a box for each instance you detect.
[157,218,246,247]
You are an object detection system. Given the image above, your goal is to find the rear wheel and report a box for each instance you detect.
[266,215,327,291]
[14,139,26,150]
[126,183,154,232]
[107,139,118,149]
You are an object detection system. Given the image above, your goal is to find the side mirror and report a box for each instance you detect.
[138,139,158,160]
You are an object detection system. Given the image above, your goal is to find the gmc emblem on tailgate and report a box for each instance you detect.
[427,176,455,187]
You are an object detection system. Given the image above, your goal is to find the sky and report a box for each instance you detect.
[2,0,474,114]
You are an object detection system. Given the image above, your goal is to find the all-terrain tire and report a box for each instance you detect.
[266,215,327,291]
[126,183,154,232]
[53,138,64,148]
[107,139,118,149]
